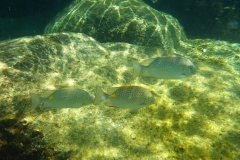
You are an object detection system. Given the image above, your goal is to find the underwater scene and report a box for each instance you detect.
[0,0,240,159]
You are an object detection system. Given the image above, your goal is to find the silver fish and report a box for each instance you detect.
[94,86,154,109]
[31,89,95,109]
[132,56,197,79]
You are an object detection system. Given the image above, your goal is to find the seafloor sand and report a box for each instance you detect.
[0,32,239,159]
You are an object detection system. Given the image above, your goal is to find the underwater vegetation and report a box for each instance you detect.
[0,31,239,159]
[0,118,72,159]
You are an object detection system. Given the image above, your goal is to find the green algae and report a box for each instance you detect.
[0,0,240,159]
[45,0,187,50]
[0,118,72,159]
[0,32,239,159]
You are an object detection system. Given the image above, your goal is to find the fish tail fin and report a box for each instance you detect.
[30,93,41,109]
[132,59,142,79]
[94,86,108,105]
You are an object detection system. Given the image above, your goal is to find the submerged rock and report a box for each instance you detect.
[0,32,240,159]
[44,0,187,50]
[0,32,114,111]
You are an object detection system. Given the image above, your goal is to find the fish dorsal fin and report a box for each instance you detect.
[42,90,56,98]
[164,54,182,59]
[106,87,118,95]
[141,58,155,66]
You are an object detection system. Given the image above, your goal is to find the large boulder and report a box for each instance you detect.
[0,32,239,159]
[45,0,187,50]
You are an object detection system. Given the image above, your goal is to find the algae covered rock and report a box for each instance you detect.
[0,32,114,118]
[45,0,187,50]
[0,32,240,159]
[0,32,127,159]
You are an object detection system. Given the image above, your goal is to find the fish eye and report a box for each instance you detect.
[149,97,154,101]
[88,97,93,100]
[189,66,193,70]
